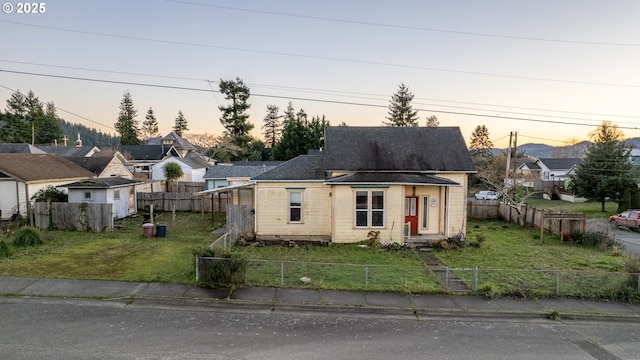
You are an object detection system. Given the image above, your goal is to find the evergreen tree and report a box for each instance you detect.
[142,107,159,140]
[114,91,140,145]
[218,77,253,146]
[0,112,30,143]
[469,125,494,159]
[570,121,637,212]
[272,106,329,161]
[262,105,282,150]
[5,90,27,116]
[36,102,63,145]
[425,115,439,127]
[173,110,188,136]
[384,83,419,127]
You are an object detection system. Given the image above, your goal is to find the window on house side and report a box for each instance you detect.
[289,191,302,222]
[84,191,91,200]
[355,190,384,228]
[114,189,120,200]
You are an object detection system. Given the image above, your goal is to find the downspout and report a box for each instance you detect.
[445,186,450,237]
[253,181,258,238]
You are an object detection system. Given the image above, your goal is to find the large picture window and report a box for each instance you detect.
[289,191,302,223]
[355,190,385,228]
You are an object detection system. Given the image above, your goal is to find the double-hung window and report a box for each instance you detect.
[289,191,302,223]
[355,190,384,228]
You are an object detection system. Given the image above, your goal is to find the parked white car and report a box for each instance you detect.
[474,190,500,200]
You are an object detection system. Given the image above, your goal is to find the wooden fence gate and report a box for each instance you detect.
[226,205,255,239]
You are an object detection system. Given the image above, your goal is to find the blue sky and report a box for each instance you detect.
[1,0,640,148]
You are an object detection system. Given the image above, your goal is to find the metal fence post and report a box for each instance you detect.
[280,262,284,286]
[365,265,369,289]
[445,266,449,289]
[195,255,199,282]
[474,266,478,291]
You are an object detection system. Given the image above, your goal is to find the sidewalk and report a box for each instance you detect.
[1,276,639,321]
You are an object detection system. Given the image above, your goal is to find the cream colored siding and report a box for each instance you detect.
[445,174,468,237]
[331,185,404,244]
[255,182,331,238]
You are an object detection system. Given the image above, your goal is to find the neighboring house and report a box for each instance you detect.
[0,154,95,219]
[251,126,476,244]
[151,155,210,182]
[200,161,284,206]
[147,131,197,158]
[118,145,179,179]
[518,157,582,191]
[66,156,133,179]
[37,145,101,157]
[61,177,143,219]
[0,143,47,154]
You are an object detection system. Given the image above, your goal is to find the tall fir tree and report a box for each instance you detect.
[384,83,419,127]
[218,77,253,147]
[37,101,63,145]
[272,105,329,160]
[142,107,159,140]
[570,121,637,212]
[173,110,188,136]
[262,105,282,149]
[114,91,140,145]
[469,125,494,159]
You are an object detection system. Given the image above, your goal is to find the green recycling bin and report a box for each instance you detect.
[156,224,167,237]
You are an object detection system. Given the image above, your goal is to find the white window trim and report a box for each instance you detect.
[288,190,303,223]
[355,190,385,228]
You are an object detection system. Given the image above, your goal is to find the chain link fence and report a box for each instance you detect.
[195,257,640,298]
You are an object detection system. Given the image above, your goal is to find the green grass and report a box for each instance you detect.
[436,220,631,299]
[0,212,637,300]
[232,245,443,293]
[525,198,618,219]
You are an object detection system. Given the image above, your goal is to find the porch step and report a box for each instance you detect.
[405,234,447,249]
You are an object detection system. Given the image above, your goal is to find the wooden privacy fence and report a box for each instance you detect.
[137,192,228,212]
[227,204,255,239]
[34,202,114,232]
[467,201,586,237]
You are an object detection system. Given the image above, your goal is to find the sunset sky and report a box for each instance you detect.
[1,0,640,148]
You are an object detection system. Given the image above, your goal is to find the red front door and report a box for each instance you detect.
[405,197,418,234]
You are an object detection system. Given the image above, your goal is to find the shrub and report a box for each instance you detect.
[0,240,12,258]
[194,247,246,288]
[13,227,43,247]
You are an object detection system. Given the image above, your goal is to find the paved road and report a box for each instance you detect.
[589,219,640,255]
[1,297,639,360]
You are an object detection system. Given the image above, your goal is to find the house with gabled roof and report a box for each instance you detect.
[518,157,582,191]
[0,143,47,154]
[118,144,179,179]
[66,156,133,179]
[151,155,210,182]
[251,126,476,244]
[0,153,95,219]
[147,131,197,158]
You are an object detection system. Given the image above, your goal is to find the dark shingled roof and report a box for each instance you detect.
[326,172,460,185]
[147,131,197,150]
[252,155,325,181]
[538,158,581,170]
[323,126,475,172]
[0,154,95,181]
[119,145,176,161]
[61,177,142,188]
[66,157,113,176]
[204,162,285,179]
[0,143,46,154]
[37,145,98,157]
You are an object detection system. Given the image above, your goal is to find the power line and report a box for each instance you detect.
[2,19,639,89]
[165,0,640,47]
[4,59,639,125]
[3,68,640,133]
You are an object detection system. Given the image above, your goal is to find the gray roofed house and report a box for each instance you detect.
[0,143,46,154]
[0,154,95,219]
[324,126,476,172]
[118,145,179,179]
[147,131,197,157]
[203,161,285,189]
[66,156,133,179]
[247,126,475,245]
[518,157,582,192]
[37,145,101,157]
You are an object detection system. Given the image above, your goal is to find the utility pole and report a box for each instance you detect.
[505,132,513,190]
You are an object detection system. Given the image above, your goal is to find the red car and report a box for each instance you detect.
[609,210,640,230]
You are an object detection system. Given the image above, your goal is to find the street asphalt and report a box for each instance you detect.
[1,276,639,322]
